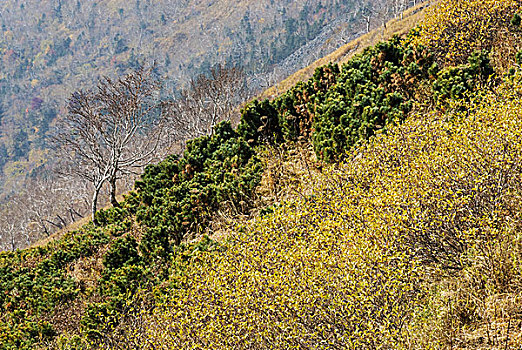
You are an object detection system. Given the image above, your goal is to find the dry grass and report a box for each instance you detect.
[254,142,321,204]
[29,216,92,249]
[202,142,323,243]
[29,191,129,249]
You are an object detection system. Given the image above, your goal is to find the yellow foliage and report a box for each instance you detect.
[133,71,522,349]
[413,0,522,68]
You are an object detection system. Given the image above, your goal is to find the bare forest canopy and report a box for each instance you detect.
[0,0,421,250]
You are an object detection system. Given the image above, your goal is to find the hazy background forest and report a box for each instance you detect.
[0,0,420,250]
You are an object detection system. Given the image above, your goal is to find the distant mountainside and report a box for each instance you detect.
[0,0,405,199]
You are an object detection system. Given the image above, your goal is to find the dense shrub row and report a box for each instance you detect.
[135,121,263,259]
[240,36,436,161]
[0,226,109,348]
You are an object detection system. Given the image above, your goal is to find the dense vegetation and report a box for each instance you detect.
[2,0,522,348]
[142,71,522,349]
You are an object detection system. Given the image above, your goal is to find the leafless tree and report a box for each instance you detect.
[53,67,167,224]
[0,202,30,251]
[358,0,419,33]
[166,65,248,145]
[19,176,90,236]
[0,173,93,251]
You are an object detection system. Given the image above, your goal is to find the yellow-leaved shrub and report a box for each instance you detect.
[412,0,522,69]
[134,73,522,349]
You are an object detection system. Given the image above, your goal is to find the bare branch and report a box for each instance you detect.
[52,66,166,224]
[165,64,248,146]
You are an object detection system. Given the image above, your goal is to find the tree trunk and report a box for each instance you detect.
[45,219,63,229]
[57,215,67,227]
[10,234,16,251]
[91,187,100,225]
[109,175,119,207]
[40,220,49,237]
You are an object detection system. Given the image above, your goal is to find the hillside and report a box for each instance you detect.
[260,0,432,99]
[0,0,424,252]
[18,1,431,253]
[2,0,522,349]
[0,0,401,201]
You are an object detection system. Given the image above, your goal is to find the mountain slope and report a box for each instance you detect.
[0,0,429,252]
[260,0,432,99]
[2,0,522,348]
[0,17,437,350]
[144,78,522,348]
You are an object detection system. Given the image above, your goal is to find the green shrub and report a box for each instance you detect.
[237,99,281,145]
[433,50,494,104]
[94,206,130,227]
[103,236,141,271]
[136,121,263,259]
[311,37,432,161]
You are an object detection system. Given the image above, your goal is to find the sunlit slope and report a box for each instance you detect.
[142,72,522,349]
[3,0,522,348]
[138,1,522,348]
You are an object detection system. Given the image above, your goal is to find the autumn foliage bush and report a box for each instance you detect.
[412,0,522,68]
[139,72,522,349]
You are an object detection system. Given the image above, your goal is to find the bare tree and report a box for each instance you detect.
[359,0,416,33]
[0,202,30,251]
[17,176,90,238]
[0,172,93,251]
[53,67,167,224]
[166,65,248,144]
